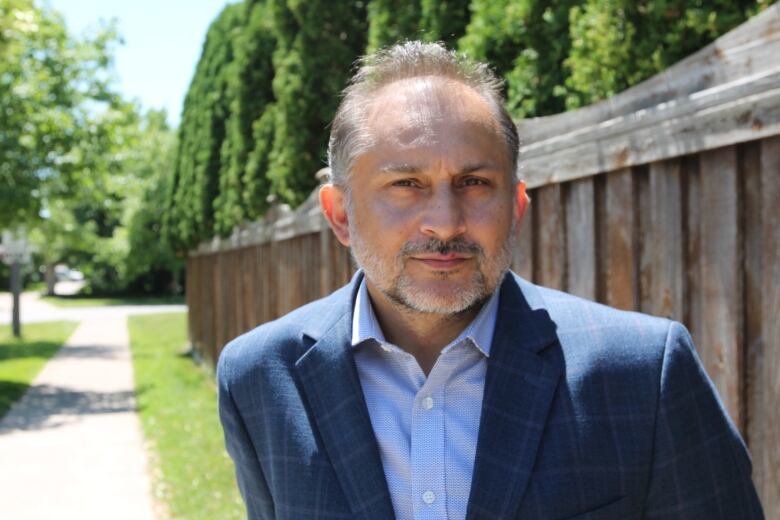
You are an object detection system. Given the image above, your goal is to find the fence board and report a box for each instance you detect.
[566,178,597,300]
[684,156,703,354]
[534,184,566,291]
[641,159,684,320]
[604,168,636,310]
[699,145,743,431]
[512,195,534,280]
[757,135,780,514]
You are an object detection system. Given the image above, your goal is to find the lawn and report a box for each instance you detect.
[42,294,185,308]
[128,312,244,520]
[0,321,78,418]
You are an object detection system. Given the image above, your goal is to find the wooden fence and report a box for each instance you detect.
[188,5,780,515]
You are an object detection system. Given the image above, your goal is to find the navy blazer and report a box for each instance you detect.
[218,272,764,519]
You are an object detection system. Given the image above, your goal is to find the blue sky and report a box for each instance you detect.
[46,0,235,127]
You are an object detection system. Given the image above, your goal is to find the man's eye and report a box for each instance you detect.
[462,177,488,187]
[392,179,417,187]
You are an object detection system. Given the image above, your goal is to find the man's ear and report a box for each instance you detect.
[514,180,530,230]
[319,183,351,246]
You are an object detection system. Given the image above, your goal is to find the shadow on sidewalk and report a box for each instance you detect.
[0,383,141,433]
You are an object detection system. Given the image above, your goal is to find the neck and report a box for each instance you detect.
[365,281,484,375]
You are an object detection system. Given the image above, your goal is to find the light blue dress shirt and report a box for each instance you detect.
[351,279,500,520]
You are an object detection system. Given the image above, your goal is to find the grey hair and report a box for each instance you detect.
[327,41,519,191]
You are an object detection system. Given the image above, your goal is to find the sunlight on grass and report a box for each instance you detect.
[0,321,78,418]
[128,312,244,520]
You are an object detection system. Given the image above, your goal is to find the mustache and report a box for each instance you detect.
[399,237,483,256]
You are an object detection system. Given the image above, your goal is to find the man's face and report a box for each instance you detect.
[326,77,526,315]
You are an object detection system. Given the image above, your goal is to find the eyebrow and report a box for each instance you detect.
[378,162,495,175]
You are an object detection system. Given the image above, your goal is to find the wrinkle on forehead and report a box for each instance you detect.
[364,76,500,149]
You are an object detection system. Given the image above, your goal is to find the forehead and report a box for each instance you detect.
[353,77,507,171]
[364,77,501,143]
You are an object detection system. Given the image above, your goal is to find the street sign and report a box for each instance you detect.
[1,228,30,337]
[1,229,31,266]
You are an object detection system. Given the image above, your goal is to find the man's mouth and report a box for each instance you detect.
[411,253,471,270]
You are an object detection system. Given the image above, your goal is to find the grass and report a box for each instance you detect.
[42,294,185,308]
[128,312,244,520]
[0,321,78,418]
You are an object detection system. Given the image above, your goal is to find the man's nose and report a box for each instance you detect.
[419,188,466,241]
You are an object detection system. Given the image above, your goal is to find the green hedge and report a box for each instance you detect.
[163,0,766,251]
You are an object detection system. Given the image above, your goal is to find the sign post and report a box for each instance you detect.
[1,229,31,338]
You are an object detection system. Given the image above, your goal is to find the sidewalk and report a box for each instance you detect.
[0,315,161,519]
[0,290,186,325]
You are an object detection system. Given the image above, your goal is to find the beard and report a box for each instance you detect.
[349,220,516,316]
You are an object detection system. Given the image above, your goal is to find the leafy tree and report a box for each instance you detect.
[564,0,762,109]
[165,3,243,250]
[214,0,276,234]
[0,0,123,227]
[366,0,421,52]
[265,0,367,206]
[459,0,576,118]
[420,0,470,47]
[243,104,278,218]
[123,111,183,294]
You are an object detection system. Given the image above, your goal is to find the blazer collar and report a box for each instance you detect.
[466,273,563,519]
[295,271,562,520]
[295,272,395,520]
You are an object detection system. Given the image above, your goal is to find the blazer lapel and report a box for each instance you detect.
[466,275,563,519]
[295,275,395,520]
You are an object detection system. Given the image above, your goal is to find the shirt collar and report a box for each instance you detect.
[351,276,501,357]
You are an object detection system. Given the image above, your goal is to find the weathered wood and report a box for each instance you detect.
[603,168,636,310]
[512,190,534,281]
[684,156,703,354]
[518,4,780,143]
[518,85,780,189]
[698,145,743,431]
[515,5,780,188]
[741,139,763,458]
[640,159,684,320]
[566,178,597,300]
[757,135,780,514]
[533,184,566,291]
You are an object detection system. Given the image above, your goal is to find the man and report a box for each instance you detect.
[218,42,763,519]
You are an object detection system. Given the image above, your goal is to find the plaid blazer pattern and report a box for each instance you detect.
[217,272,764,519]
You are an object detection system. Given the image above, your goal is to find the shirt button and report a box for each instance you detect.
[422,490,436,504]
[422,396,434,410]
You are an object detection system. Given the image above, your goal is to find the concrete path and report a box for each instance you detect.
[0,290,186,325]
[0,309,176,518]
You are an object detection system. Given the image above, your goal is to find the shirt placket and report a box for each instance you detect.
[410,354,449,520]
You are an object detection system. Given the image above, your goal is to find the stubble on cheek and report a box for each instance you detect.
[348,220,517,315]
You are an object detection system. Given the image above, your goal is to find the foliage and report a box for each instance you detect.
[365,0,470,50]
[0,321,77,418]
[165,4,244,250]
[160,0,768,252]
[366,0,421,52]
[563,0,763,109]
[265,0,368,206]
[0,0,124,226]
[420,0,471,47]
[214,0,277,234]
[25,107,183,296]
[459,0,577,118]
[128,312,244,519]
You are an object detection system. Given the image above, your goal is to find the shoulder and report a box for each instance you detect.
[509,273,679,372]
[217,281,354,385]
